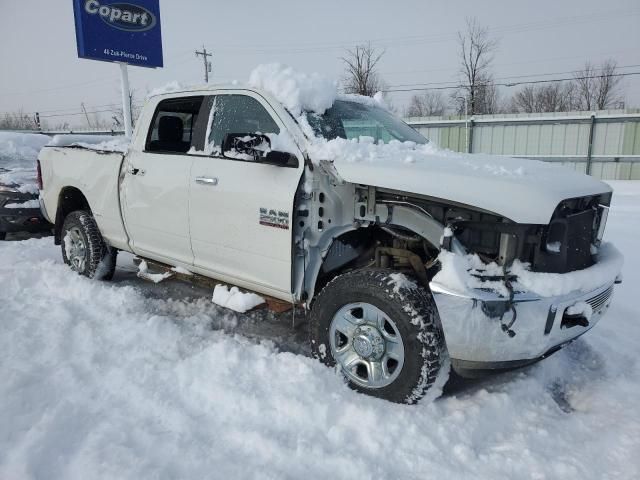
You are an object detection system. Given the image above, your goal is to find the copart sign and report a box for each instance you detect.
[73,0,163,68]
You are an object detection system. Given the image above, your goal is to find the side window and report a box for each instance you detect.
[207,95,280,154]
[146,96,204,153]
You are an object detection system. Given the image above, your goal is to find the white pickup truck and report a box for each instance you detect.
[38,77,623,403]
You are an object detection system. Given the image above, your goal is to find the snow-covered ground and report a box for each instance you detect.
[0,182,638,479]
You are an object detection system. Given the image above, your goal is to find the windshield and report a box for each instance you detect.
[306,100,428,144]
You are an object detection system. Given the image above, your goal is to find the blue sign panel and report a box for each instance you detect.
[73,0,163,68]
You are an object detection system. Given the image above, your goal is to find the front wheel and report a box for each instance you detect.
[310,268,449,404]
[61,210,117,280]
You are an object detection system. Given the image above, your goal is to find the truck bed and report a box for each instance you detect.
[39,145,130,250]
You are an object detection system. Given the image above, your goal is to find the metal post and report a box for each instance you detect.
[119,62,133,138]
[464,98,469,153]
[455,96,470,153]
[586,113,596,176]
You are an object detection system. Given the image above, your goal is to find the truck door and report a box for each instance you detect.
[121,96,205,266]
[189,92,303,299]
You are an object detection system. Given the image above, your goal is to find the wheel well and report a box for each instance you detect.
[313,225,440,299]
[54,187,91,245]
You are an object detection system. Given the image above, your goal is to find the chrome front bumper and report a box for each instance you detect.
[429,280,616,368]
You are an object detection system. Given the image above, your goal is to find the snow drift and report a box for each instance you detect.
[0,131,50,168]
[0,182,638,479]
[0,131,50,193]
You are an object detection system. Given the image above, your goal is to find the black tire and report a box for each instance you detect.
[310,268,448,404]
[61,210,117,280]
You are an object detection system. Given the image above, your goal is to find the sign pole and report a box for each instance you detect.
[118,62,133,137]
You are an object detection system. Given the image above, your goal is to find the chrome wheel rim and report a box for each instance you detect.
[66,227,87,272]
[329,302,405,389]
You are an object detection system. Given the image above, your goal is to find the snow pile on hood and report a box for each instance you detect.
[432,242,624,298]
[311,136,610,225]
[248,63,338,116]
[307,136,526,173]
[0,132,50,168]
[49,134,129,153]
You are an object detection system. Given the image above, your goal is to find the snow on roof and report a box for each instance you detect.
[144,65,388,116]
[338,91,390,111]
[248,63,338,116]
[147,81,188,98]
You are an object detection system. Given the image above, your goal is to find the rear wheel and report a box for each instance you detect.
[61,210,117,280]
[310,268,449,404]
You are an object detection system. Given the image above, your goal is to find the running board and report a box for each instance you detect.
[131,257,294,313]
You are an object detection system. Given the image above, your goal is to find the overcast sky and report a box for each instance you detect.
[1,0,638,127]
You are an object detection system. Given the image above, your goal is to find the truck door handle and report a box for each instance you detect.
[195,176,218,186]
[128,166,146,176]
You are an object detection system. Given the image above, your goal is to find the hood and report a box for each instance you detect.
[312,139,611,224]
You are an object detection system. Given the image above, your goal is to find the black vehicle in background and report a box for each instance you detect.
[0,168,50,240]
[0,132,52,240]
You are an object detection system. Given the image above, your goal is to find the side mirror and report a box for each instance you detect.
[221,133,271,161]
[221,133,298,167]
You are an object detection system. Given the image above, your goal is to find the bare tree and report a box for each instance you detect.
[405,92,447,117]
[456,17,498,115]
[474,77,500,114]
[512,82,577,113]
[342,43,385,97]
[112,89,142,128]
[574,59,623,110]
[0,110,38,130]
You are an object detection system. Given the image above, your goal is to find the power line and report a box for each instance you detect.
[382,71,640,93]
[3,71,636,119]
[385,63,640,89]
[37,102,145,119]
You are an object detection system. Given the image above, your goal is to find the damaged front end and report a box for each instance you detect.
[429,192,621,376]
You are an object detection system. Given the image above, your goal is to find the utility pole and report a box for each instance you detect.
[195,45,212,83]
[81,102,93,129]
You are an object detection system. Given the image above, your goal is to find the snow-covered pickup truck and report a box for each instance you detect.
[38,66,623,404]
